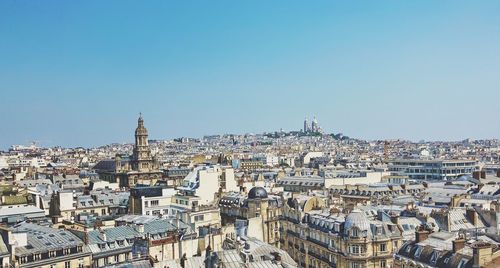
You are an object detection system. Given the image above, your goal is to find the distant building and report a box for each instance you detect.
[94,115,162,188]
[177,165,237,205]
[302,116,324,134]
[388,159,478,181]
[128,186,177,217]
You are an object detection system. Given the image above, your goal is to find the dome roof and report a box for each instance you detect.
[248,187,268,199]
[344,209,372,236]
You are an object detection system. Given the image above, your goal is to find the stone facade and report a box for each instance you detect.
[95,115,162,188]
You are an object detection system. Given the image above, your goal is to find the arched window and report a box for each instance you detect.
[351,228,359,237]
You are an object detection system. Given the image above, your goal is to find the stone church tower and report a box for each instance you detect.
[132,114,153,172]
[94,114,162,188]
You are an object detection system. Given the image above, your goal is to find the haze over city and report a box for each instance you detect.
[3,2,500,268]
[1,1,500,148]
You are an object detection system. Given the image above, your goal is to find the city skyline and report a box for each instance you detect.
[2,1,500,148]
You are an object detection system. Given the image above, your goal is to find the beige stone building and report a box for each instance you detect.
[280,194,402,268]
[94,115,162,188]
[219,187,283,247]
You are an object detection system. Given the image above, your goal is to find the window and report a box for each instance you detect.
[380,260,386,268]
[102,208,106,215]
[351,228,359,237]
[415,246,423,258]
[379,243,387,252]
[49,251,56,257]
[65,261,71,268]
[350,262,360,268]
[430,251,438,264]
[114,255,119,262]
[145,201,149,207]
[458,259,467,268]
[151,200,159,206]
[78,258,84,268]
[349,245,362,254]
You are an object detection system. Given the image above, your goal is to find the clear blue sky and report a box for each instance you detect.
[1,1,500,148]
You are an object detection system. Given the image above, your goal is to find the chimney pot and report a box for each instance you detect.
[453,237,466,252]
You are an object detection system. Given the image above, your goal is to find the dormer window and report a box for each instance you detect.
[430,251,438,263]
[351,228,359,237]
[415,246,423,258]
[20,256,27,264]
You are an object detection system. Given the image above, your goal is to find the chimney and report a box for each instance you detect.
[452,237,466,253]
[472,242,492,268]
[390,212,400,225]
[481,171,486,179]
[450,195,463,208]
[136,223,144,233]
[415,225,431,243]
[466,208,479,226]
[101,231,107,242]
[473,171,480,180]
[271,252,282,265]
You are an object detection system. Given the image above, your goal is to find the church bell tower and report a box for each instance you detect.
[132,114,153,172]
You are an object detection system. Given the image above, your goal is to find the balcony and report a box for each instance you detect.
[306,237,329,248]
[328,244,337,252]
[346,252,368,259]
[299,232,307,240]
[374,250,393,258]
[308,252,337,267]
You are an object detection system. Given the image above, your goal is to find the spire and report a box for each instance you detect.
[138,112,144,127]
